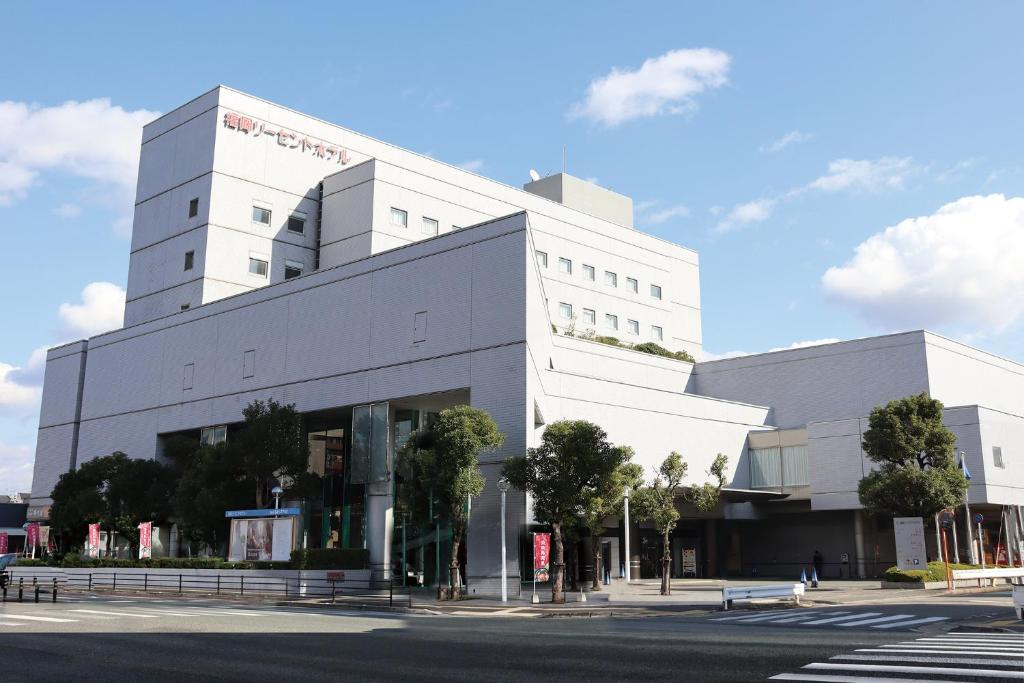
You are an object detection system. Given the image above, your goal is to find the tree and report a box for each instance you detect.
[405,405,504,599]
[236,399,311,508]
[502,420,629,604]
[857,393,967,519]
[579,458,642,590]
[634,452,728,595]
[172,443,252,554]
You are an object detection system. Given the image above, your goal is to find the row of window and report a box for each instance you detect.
[248,256,304,280]
[536,251,662,300]
[252,204,307,235]
[557,302,663,341]
[389,207,453,236]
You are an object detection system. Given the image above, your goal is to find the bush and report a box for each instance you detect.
[48,556,280,570]
[290,548,369,570]
[884,560,981,583]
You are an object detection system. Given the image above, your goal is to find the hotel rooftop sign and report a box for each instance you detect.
[223,111,351,165]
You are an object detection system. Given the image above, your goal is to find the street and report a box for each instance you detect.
[0,592,1020,681]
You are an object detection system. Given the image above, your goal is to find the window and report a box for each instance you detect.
[188,198,199,218]
[558,257,572,275]
[650,284,663,300]
[180,303,190,311]
[993,446,1005,469]
[582,264,595,281]
[559,302,573,319]
[627,277,638,294]
[651,325,663,341]
[605,271,617,287]
[182,363,194,390]
[284,261,303,280]
[390,207,408,228]
[536,251,548,268]
[422,217,439,236]
[248,257,268,277]
[605,313,618,330]
[200,425,227,446]
[242,350,256,379]
[252,205,272,225]
[583,308,596,325]
[750,446,809,488]
[627,319,639,335]
[413,311,427,343]
[184,250,194,271]
[288,214,305,234]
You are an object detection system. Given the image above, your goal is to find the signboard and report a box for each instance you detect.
[88,523,100,558]
[225,508,300,519]
[39,526,50,549]
[894,517,928,570]
[326,571,345,582]
[0,533,7,554]
[138,521,153,560]
[682,548,697,576]
[938,509,955,529]
[533,533,551,582]
[227,517,295,563]
[222,111,352,166]
[25,523,39,549]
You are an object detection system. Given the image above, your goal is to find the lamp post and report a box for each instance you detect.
[498,477,510,603]
[271,485,284,510]
[623,485,631,584]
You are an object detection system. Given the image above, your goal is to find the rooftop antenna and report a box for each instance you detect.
[528,169,541,182]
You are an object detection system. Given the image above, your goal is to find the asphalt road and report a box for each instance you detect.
[0,593,1019,681]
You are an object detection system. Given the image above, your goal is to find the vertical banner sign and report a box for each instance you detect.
[88,523,100,558]
[894,517,928,570]
[138,521,153,559]
[533,533,551,582]
[26,523,39,549]
[38,526,50,555]
[0,532,7,554]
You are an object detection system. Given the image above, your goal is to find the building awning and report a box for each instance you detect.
[720,487,790,503]
[0,527,26,537]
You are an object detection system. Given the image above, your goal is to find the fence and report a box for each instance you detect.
[3,568,412,608]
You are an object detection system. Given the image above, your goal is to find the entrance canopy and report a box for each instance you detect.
[719,487,790,503]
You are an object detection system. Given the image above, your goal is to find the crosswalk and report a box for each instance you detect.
[710,608,950,631]
[769,631,1024,681]
[0,604,273,627]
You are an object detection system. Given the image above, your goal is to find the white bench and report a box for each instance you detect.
[1014,585,1023,621]
[722,583,805,610]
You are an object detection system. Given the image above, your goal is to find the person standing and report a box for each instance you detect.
[813,550,824,578]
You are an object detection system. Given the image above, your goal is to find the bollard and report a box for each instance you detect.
[113,573,117,592]
[52,578,58,603]
[18,577,24,602]
[144,574,148,592]
[34,585,40,603]
[240,576,245,596]
[178,574,183,594]
[88,573,93,591]
[217,575,221,595]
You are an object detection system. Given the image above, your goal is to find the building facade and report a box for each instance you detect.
[30,86,1024,592]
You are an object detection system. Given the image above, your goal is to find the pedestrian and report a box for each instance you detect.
[813,550,823,578]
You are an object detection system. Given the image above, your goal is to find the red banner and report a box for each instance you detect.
[533,533,551,582]
[88,523,100,558]
[0,532,7,554]
[138,521,152,559]
[26,523,39,549]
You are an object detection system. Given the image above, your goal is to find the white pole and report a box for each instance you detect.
[624,489,631,584]
[500,487,507,604]
[963,489,975,564]
[934,514,942,562]
[978,522,986,571]
[950,514,960,564]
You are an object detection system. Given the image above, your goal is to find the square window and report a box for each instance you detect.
[582,264,595,281]
[559,302,573,319]
[605,314,618,331]
[184,250,194,271]
[201,425,227,446]
[188,198,199,218]
[536,251,548,268]
[284,261,303,280]
[627,277,638,294]
[422,217,439,236]
[180,303,190,311]
[248,257,268,277]
[651,325,663,341]
[583,309,596,325]
[993,446,1005,469]
[288,215,305,234]
[252,205,272,225]
[605,271,617,287]
[558,257,572,275]
[390,207,408,227]
[627,319,639,335]
[651,284,663,300]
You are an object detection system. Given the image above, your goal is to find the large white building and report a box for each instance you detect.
[30,86,1024,591]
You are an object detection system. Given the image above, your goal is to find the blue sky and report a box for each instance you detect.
[2,2,1023,492]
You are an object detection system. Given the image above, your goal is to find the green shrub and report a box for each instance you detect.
[9,558,47,567]
[290,548,369,570]
[631,342,695,363]
[594,335,621,347]
[884,560,981,583]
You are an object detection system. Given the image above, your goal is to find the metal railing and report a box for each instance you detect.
[1,575,59,603]
[4,569,412,608]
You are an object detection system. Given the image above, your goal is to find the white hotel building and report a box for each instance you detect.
[30,87,1024,592]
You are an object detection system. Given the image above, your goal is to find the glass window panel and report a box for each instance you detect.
[558,257,572,274]
[422,217,438,235]
[252,206,271,225]
[605,314,618,330]
[627,277,638,293]
[651,325,663,341]
[559,302,573,319]
[288,215,305,233]
[536,251,547,268]
[605,271,617,287]
[749,447,782,488]
[582,264,595,281]
[350,405,371,484]
[627,319,639,335]
[781,445,810,486]
[370,402,390,482]
[583,309,596,324]
[390,207,408,227]
[248,258,268,277]
[651,284,663,300]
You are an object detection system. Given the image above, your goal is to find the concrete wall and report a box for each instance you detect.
[30,341,88,504]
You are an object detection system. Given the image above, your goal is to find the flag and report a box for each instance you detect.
[958,452,972,480]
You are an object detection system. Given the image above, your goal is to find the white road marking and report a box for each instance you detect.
[801,612,882,625]
[836,653,1023,666]
[802,661,1024,678]
[0,615,77,623]
[710,609,803,622]
[0,621,25,626]
[868,616,948,629]
[881,642,1024,652]
[835,614,915,627]
[68,609,158,619]
[771,675,969,682]
[858,647,1024,658]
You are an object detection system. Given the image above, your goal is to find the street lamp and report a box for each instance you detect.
[271,485,284,510]
[497,477,511,603]
[623,485,631,584]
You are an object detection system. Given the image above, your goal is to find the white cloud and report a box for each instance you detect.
[0,442,35,495]
[457,159,484,173]
[569,48,730,127]
[0,363,40,412]
[768,338,840,352]
[58,281,126,339]
[646,204,690,224]
[53,202,81,218]
[759,130,813,154]
[716,198,776,233]
[822,194,1024,333]
[0,98,158,227]
[698,349,749,361]
[804,157,918,193]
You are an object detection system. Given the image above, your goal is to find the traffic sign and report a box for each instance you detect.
[938,509,955,529]
[973,513,984,525]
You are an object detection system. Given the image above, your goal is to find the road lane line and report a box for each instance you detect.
[835,614,915,627]
[803,661,1024,678]
[858,647,1024,658]
[710,609,803,622]
[0,615,77,623]
[68,609,158,618]
[0,621,26,626]
[868,616,948,629]
[801,612,881,625]
[883,642,1024,652]
[771,674,952,682]
[836,653,1024,666]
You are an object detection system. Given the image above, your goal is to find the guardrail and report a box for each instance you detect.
[1,576,59,603]
[4,569,413,608]
[951,566,1024,588]
[722,583,804,610]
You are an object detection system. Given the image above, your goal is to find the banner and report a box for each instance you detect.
[138,521,153,560]
[894,517,928,570]
[533,533,550,582]
[39,526,50,551]
[682,547,697,576]
[88,523,100,558]
[0,532,7,554]
[26,523,39,549]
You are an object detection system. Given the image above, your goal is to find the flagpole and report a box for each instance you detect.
[960,451,976,565]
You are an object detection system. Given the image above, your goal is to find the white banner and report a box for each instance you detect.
[894,516,928,570]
